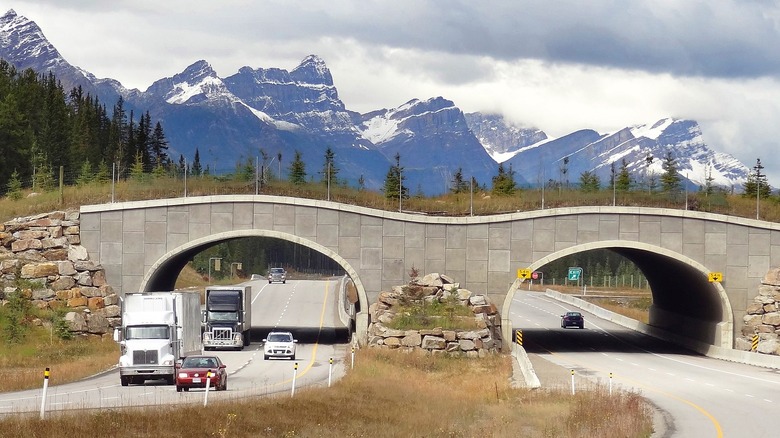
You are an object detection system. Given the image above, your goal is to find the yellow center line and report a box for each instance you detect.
[275,280,330,384]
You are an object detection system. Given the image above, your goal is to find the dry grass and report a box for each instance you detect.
[2,176,780,223]
[0,331,118,392]
[0,349,654,438]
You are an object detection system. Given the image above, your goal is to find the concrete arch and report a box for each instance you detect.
[139,229,370,341]
[502,240,734,348]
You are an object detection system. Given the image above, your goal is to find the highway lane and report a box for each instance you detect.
[510,291,780,438]
[0,278,351,415]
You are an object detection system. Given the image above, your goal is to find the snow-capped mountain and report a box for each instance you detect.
[467,114,749,190]
[359,97,507,191]
[0,9,125,105]
[464,113,548,162]
[0,9,753,194]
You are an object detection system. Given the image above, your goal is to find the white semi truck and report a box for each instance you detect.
[115,291,202,386]
[202,285,252,350]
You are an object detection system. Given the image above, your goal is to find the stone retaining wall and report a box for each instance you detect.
[737,267,780,354]
[0,210,119,336]
[368,272,502,357]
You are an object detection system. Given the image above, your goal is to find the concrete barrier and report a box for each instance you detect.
[511,344,541,389]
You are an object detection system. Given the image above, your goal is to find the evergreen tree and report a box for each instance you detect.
[75,159,93,186]
[95,159,111,184]
[450,167,469,194]
[6,169,22,200]
[743,158,771,198]
[32,151,55,192]
[288,150,307,185]
[660,151,682,194]
[150,121,169,168]
[177,154,187,178]
[491,162,516,195]
[192,148,203,177]
[321,147,338,185]
[236,157,254,182]
[358,174,365,191]
[579,170,600,192]
[383,152,407,200]
[615,159,631,192]
[130,151,146,182]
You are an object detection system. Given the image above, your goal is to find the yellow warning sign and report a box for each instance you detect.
[517,269,532,279]
[708,272,723,283]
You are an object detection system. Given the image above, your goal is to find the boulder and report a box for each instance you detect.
[65,311,87,332]
[21,262,59,278]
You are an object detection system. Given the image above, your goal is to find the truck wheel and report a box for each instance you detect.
[121,376,129,387]
[166,376,175,385]
[264,354,268,360]
[244,331,251,346]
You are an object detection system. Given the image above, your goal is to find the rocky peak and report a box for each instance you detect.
[0,9,63,71]
[290,54,333,86]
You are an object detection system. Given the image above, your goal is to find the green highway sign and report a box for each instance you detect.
[567,267,582,281]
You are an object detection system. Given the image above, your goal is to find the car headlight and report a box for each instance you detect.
[178,372,188,378]
[162,359,174,366]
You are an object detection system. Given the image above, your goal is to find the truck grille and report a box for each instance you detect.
[212,328,233,340]
[133,350,158,365]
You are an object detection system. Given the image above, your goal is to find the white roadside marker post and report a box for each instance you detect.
[204,370,212,407]
[571,370,576,395]
[609,373,613,396]
[328,357,333,388]
[291,362,298,397]
[40,367,50,419]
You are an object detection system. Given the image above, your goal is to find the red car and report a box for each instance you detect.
[175,355,227,392]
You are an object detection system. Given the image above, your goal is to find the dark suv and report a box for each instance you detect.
[561,311,584,329]
[267,267,287,284]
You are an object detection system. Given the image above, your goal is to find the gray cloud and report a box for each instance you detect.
[12,1,780,186]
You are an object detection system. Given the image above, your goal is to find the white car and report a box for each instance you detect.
[263,331,297,360]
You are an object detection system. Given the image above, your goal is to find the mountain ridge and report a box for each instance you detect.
[0,9,752,194]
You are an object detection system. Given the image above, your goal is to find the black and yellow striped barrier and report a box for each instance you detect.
[515,329,523,346]
[752,334,759,352]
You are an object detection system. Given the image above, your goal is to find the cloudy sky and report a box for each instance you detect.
[9,1,780,184]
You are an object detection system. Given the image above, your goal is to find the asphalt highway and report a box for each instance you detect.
[0,278,351,416]
[510,291,780,438]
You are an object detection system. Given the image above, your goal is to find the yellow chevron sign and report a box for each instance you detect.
[708,272,723,282]
[517,269,532,279]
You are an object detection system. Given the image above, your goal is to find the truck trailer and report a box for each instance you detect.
[202,285,252,350]
[115,291,202,386]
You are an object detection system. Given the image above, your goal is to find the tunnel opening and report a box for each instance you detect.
[518,242,731,347]
[140,231,368,346]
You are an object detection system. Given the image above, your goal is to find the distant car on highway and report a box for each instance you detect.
[175,354,227,392]
[263,331,297,360]
[267,267,287,284]
[561,311,584,329]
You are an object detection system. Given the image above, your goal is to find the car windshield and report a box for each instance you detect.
[125,325,169,340]
[182,357,219,368]
[268,333,292,342]
[567,312,581,317]
[271,268,284,274]
[208,311,238,322]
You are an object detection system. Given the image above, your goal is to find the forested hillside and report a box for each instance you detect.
[0,61,170,195]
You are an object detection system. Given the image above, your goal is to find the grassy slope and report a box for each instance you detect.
[0,349,653,438]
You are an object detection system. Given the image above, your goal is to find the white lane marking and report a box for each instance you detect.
[763,399,773,403]
[745,394,755,398]
[251,281,271,305]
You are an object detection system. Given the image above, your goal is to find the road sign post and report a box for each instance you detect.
[567,267,583,293]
